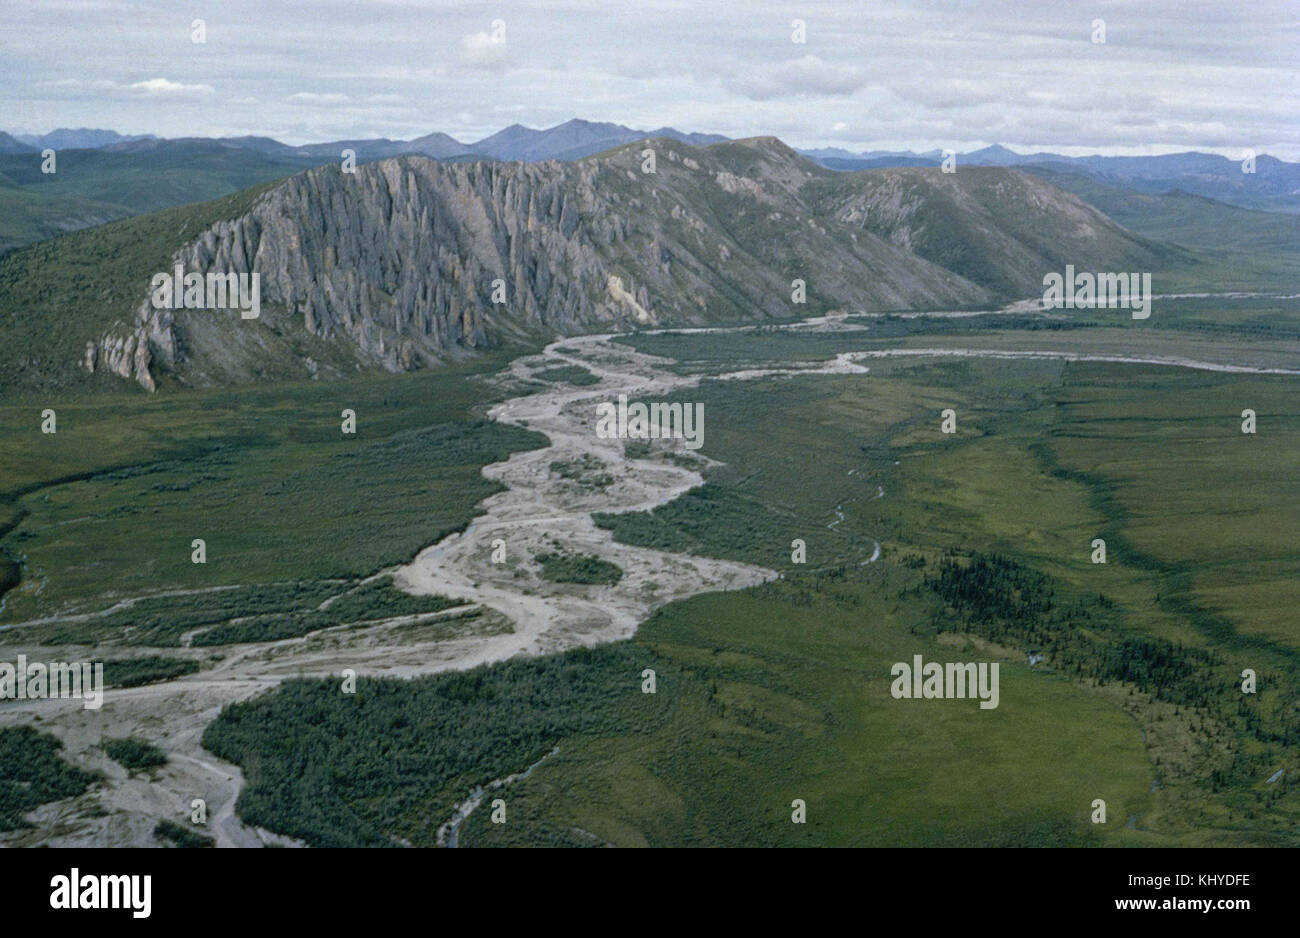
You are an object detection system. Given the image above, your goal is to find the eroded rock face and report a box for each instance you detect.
[171,155,652,374]
[83,307,175,391]
[84,137,1162,391]
[128,142,999,387]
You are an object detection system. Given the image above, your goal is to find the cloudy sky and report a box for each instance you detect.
[3,0,1297,158]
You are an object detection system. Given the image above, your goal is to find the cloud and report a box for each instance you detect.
[34,77,214,97]
[458,31,508,71]
[721,56,868,101]
[5,1,1297,159]
[287,92,351,106]
[128,78,214,97]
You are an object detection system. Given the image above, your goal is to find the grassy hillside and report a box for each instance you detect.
[1023,168,1300,293]
[0,143,320,254]
[0,182,283,395]
[0,183,132,255]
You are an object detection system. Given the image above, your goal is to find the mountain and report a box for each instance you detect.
[0,120,736,253]
[468,123,546,160]
[1031,152,1300,214]
[805,165,1180,297]
[0,140,323,254]
[469,118,727,161]
[820,155,937,172]
[0,136,1174,394]
[801,146,940,162]
[0,132,35,154]
[960,144,1032,166]
[14,128,156,149]
[294,133,481,161]
[804,145,1300,214]
[404,131,478,159]
[1024,167,1300,256]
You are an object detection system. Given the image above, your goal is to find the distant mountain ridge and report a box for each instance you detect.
[13,128,157,149]
[6,119,728,163]
[805,144,1300,214]
[2,121,1295,260]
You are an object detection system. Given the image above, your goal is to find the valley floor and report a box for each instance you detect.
[2,296,1298,846]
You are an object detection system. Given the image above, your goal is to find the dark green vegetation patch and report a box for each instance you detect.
[103,737,167,771]
[201,644,675,847]
[190,576,462,646]
[0,362,546,628]
[153,818,215,848]
[102,656,201,687]
[535,551,623,585]
[0,726,98,829]
[535,364,601,386]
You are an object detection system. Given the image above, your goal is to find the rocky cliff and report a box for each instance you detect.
[83,137,1169,390]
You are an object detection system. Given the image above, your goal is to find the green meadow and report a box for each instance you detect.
[459,331,1299,846]
[0,353,544,627]
[3,295,1296,846]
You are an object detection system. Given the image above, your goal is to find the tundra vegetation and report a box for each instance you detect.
[1,145,1296,844]
[0,726,98,829]
[195,309,1300,846]
[103,737,167,771]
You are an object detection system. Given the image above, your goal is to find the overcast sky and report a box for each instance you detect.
[3,0,1297,158]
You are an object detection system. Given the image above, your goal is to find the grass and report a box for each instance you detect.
[6,294,1298,846]
[466,335,1300,845]
[0,357,545,626]
[207,341,1278,846]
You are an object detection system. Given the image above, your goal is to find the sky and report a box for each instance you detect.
[3,0,1297,158]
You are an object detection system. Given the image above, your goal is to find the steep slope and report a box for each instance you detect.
[807,166,1183,296]
[148,137,987,387]
[0,142,322,254]
[0,182,286,395]
[1,137,1177,394]
[0,132,34,154]
[1023,167,1300,255]
[17,128,156,149]
[807,146,1300,215]
[0,185,133,255]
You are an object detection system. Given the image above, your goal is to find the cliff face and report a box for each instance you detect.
[83,137,1166,390]
[174,155,628,373]
[82,307,176,392]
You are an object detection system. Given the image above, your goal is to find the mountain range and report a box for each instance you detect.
[6,120,1295,210]
[1,136,1185,395]
[2,120,1297,259]
[2,119,727,163]
[2,120,1296,261]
